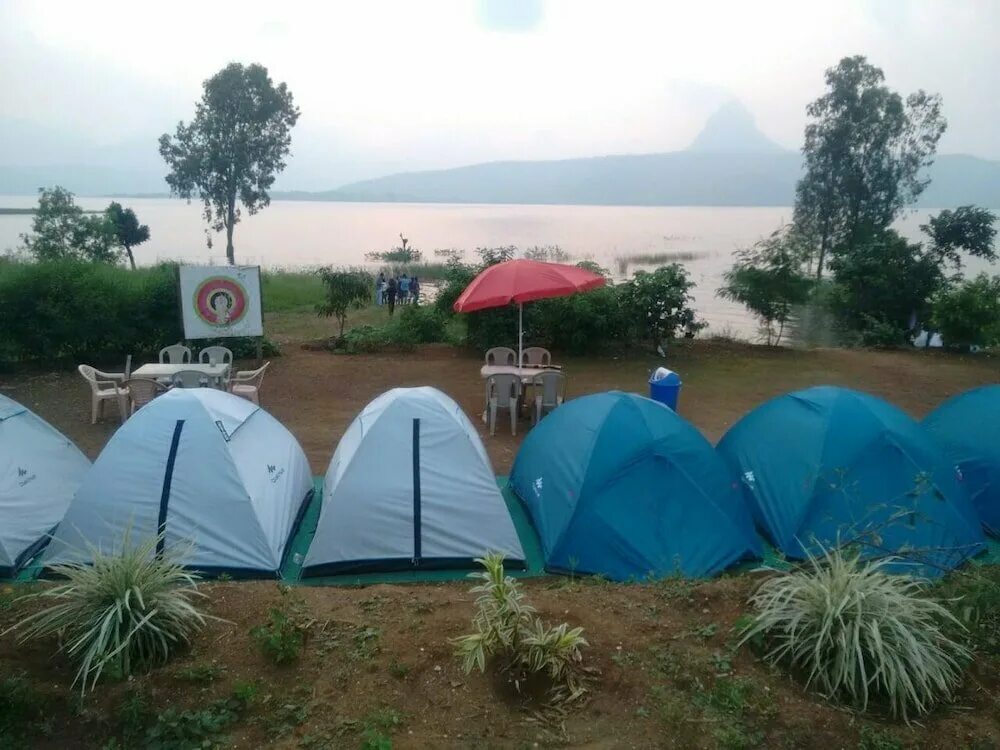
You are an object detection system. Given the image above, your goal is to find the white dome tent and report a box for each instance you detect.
[44,389,313,577]
[303,387,524,576]
[0,395,90,577]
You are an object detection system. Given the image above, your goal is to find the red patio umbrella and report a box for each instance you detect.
[453,259,605,367]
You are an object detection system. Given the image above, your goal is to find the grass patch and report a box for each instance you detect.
[262,270,327,313]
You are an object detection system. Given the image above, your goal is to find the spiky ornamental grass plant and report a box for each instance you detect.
[453,552,590,704]
[7,531,212,692]
[740,547,970,721]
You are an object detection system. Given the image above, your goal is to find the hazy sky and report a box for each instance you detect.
[1,0,998,189]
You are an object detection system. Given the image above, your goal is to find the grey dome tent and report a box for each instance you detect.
[0,394,90,576]
[44,388,313,577]
[302,387,524,576]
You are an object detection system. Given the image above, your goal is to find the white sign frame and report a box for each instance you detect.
[178,265,264,340]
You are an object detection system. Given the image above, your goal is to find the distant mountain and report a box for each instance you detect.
[289,151,1000,209]
[297,103,1000,208]
[686,101,785,153]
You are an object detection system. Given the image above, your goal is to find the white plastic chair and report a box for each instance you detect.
[171,370,209,388]
[521,347,552,367]
[486,373,521,436]
[485,347,516,366]
[159,344,192,364]
[532,371,565,425]
[78,365,128,424]
[229,362,270,405]
[199,346,233,366]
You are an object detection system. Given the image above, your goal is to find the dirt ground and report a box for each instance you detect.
[2,340,997,476]
[2,576,999,750]
[1,340,999,749]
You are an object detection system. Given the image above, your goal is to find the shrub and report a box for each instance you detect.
[618,264,703,350]
[0,260,183,363]
[931,273,1000,349]
[316,268,373,339]
[8,531,212,692]
[453,552,590,704]
[740,548,970,720]
[250,591,307,664]
[390,304,448,344]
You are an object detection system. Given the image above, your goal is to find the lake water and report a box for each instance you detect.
[1,197,991,339]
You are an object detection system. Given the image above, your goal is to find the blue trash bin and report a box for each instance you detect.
[649,367,682,410]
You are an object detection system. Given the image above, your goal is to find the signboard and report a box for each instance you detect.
[179,265,264,340]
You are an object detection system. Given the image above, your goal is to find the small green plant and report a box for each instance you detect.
[857,725,904,750]
[175,663,224,683]
[143,684,256,750]
[116,690,153,740]
[7,531,212,692]
[251,607,305,664]
[453,552,590,704]
[350,626,382,661]
[387,659,411,679]
[740,547,970,720]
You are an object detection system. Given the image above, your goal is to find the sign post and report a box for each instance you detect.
[178,265,265,344]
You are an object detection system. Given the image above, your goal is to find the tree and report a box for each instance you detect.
[827,230,941,346]
[105,202,150,270]
[718,226,813,346]
[793,56,946,278]
[619,264,703,351]
[932,274,1000,349]
[20,187,118,263]
[921,205,997,272]
[316,269,374,339]
[159,63,300,265]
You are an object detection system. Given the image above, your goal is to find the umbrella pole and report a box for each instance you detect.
[518,302,524,371]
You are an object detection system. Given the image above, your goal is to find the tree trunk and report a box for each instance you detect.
[225,200,236,265]
[125,244,136,271]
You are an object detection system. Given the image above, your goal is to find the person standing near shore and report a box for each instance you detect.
[386,276,398,316]
[398,274,410,305]
[410,276,420,305]
[375,272,386,305]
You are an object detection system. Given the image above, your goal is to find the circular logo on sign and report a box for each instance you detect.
[194,276,248,327]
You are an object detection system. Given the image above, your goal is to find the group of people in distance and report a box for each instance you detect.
[375,271,420,315]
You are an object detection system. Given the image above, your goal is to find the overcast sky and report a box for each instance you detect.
[1,0,998,189]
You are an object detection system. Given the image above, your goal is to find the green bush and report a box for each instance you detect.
[0,260,282,364]
[338,306,449,354]
[932,274,1000,349]
[250,603,305,664]
[740,548,969,720]
[0,260,182,363]
[453,552,590,705]
[10,531,213,692]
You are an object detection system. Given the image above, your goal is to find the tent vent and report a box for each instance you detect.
[412,418,422,563]
[157,420,185,555]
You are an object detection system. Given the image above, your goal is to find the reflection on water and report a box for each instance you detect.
[0,198,990,342]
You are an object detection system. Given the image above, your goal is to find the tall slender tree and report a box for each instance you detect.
[159,63,299,265]
[105,202,150,270]
[793,56,946,278]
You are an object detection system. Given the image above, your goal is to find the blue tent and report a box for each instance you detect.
[717,386,984,576]
[923,385,1000,536]
[510,391,760,581]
